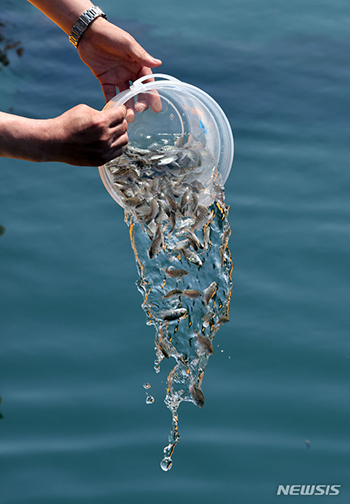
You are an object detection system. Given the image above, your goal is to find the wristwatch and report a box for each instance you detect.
[69,6,107,49]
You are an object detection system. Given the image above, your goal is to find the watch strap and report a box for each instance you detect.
[69,6,107,49]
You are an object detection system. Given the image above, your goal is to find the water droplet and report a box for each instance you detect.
[221,349,224,353]
[169,113,174,121]
[160,457,173,471]
[145,394,155,404]
[143,383,151,390]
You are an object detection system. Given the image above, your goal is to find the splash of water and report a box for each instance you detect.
[106,135,233,470]
[125,200,232,470]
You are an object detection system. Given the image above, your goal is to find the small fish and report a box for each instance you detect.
[145,220,157,241]
[148,154,165,162]
[203,281,217,305]
[163,308,187,321]
[174,134,186,148]
[184,230,203,251]
[183,290,203,299]
[190,180,205,193]
[180,189,192,216]
[156,341,170,359]
[138,198,159,224]
[155,205,168,225]
[182,247,203,267]
[222,226,231,247]
[158,155,178,166]
[178,149,201,170]
[173,239,191,252]
[189,384,205,408]
[193,205,210,230]
[195,332,214,355]
[219,244,225,267]
[124,196,145,207]
[202,224,211,251]
[212,182,225,206]
[164,267,189,278]
[165,194,179,213]
[149,225,163,259]
[111,166,133,178]
[182,190,198,217]
[126,145,150,156]
[184,235,198,251]
[169,210,177,233]
[163,289,184,299]
[177,217,195,231]
[218,314,230,325]
[191,192,199,211]
[202,310,214,323]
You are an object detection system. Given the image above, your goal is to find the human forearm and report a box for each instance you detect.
[0,111,52,162]
[0,105,128,166]
[27,0,95,34]
[27,0,162,109]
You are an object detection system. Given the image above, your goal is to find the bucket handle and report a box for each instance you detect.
[130,73,181,92]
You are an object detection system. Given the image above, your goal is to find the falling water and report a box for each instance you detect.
[105,134,233,470]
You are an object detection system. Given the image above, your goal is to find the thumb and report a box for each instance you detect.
[127,38,162,68]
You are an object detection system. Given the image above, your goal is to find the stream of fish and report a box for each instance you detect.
[104,134,233,470]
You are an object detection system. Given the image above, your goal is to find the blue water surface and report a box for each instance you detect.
[1,0,350,502]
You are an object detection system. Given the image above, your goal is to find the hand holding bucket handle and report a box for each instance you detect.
[108,75,183,122]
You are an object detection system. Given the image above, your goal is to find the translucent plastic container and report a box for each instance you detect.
[98,74,234,208]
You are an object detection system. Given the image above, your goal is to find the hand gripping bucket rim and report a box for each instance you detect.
[98,74,234,207]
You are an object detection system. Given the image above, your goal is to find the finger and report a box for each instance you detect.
[132,72,152,113]
[126,108,135,123]
[134,94,149,113]
[136,68,162,113]
[111,131,129,150]
[150,92,162,113]
[104,105,127,127]
[109,119,128,140]
[124,98,135,123]
[117,81,135,123]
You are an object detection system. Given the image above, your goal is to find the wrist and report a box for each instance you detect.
[77,15,110,50]
[39,115,70,164]
[69,6,107,48]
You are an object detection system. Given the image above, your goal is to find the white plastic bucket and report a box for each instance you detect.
[98,74,234,207]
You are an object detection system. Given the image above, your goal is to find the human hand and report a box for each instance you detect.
[46,103,128,166]
[78,17,162,120]
[0,104,127,165]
